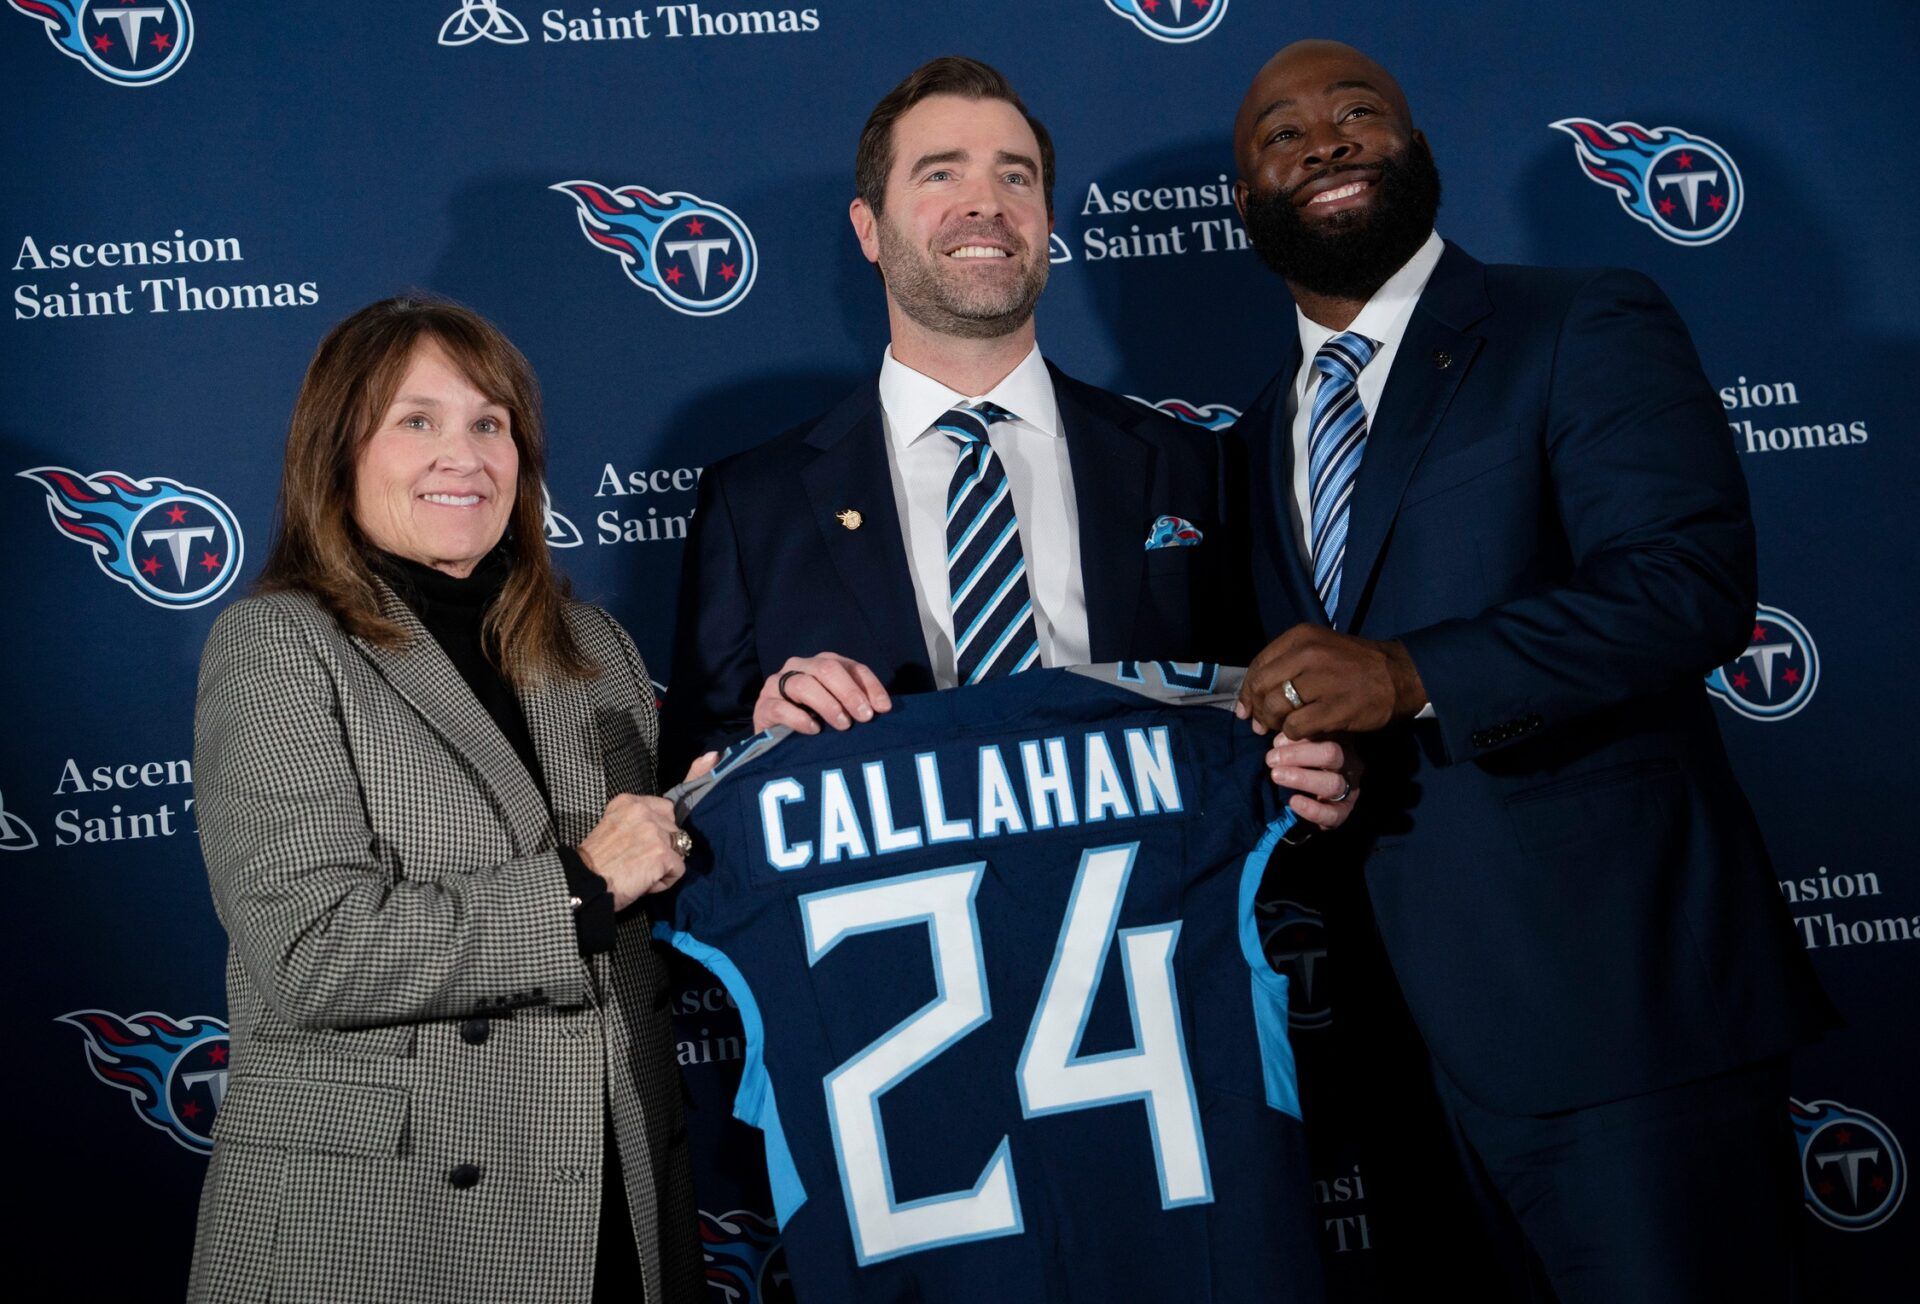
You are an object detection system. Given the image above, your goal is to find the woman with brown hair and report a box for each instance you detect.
[187,296,704,1302]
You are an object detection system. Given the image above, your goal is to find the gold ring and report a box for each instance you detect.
[671,830,694,857]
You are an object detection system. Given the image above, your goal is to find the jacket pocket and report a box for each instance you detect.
[1505,757,1680,806]
[214,1075,409,1158]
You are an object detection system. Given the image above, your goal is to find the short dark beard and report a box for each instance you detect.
[876,214,1048,340]
[1242,136,1442,300]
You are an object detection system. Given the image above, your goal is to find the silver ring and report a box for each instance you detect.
[1329,779,1352,804]
[1281,678,1305,710]
[670,830,694,857]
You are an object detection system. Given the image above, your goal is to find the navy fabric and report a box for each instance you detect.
[661,365,1258,774]
[661,665,1321,1302]
[1233,240,1836,1117]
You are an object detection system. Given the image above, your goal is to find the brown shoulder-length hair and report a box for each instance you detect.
[257,295,594,685]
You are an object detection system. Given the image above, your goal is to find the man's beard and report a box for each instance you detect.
[1242,137,1442,300]
[876,214,1048,340]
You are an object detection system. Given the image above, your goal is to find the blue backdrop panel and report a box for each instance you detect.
[4,2,1914,1297]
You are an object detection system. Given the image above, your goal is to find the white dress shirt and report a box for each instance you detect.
[1284,229,1446,559]
[878,344,1091,688]
[1284,229,1445,717]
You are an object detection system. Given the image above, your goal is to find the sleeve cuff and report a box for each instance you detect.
[558,846,616,957]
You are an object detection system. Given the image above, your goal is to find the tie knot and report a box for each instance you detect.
[1314,332,1378,384]
[937,401,1018,447]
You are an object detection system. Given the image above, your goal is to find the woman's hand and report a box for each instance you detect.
[1267,737,1363,831]
[577,794,693,910]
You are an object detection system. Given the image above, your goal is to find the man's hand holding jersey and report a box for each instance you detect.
[755,654,1360,832]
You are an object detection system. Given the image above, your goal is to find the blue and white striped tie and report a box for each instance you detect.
[941,401,1041,684]
[1307,331,1379,624]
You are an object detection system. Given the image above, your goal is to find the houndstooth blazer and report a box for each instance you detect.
[186,581,702,1303]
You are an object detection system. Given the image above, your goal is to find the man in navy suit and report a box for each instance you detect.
[662,56,1356,831]
[1225,41,1834,1301]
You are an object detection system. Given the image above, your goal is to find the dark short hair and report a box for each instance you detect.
[257,296,592,684]
[855,56,1056,218]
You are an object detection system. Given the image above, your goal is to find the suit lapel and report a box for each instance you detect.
[1052,366,1152,661]
[799,385,930,678]
[351,583,554,855]
[1238,355,1327,629]
[520,655,607,849]
[1335,243,1491,632]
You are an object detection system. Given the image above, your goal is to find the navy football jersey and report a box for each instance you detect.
[659,663,1323,1302]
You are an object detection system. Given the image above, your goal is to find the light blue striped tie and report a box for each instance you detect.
[941,401,1041,684]
[1307,331,1379,624]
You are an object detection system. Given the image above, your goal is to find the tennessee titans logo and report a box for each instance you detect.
[0,789,38,852]
[20,466,244,609]
[9,0,193,87]
[1549,118,1743,246]
[1793,1098,1905,1231]
[701,1208,793,1304]
[1706,604,1818,721]
[553,180,758,317]
[1257,898,1331,1030]
[1130,396,1241,431]
[1104,0,1227,44]
[58,1010,229,1153]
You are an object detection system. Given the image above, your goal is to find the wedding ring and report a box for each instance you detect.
[1281,678,1306,710]
[670,830,694,857]
[777,669,808,705]
[1330,780,1352,804]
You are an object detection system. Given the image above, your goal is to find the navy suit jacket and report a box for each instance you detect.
[1235,242,1832,1115]
[662,363,1257,774]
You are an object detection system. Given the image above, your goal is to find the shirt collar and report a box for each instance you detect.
[880,342,1059,450]
[1294,229,1446,367]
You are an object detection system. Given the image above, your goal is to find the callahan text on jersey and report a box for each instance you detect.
[755,726,1185,871]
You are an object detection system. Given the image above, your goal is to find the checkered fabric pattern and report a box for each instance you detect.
[186,582,701,1303]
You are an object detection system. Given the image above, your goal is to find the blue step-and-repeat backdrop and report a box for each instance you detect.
[5,2,1914,1298]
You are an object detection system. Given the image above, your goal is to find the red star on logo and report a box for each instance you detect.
[1140,0,1157,10]
[180,1099,201,1120]
[1729,670,1750,691]
[1872,1175,1889,1192]
[167,504,189,524]
[1194,0,1211,8]
[1657,197,1676,216]
[92,32,113,52]
[1816,1180,1836,1197]
[1707,192,1725,213]
[1782,666,1801,686]
[152,32,173,53]
[718,262,738,283]
[208,1044,228,1065]
[1834,1128,1853,1145]
[663,265,684,285]
[684,217,706,237]
[140,555,164,577]
[1752,623,1768,641]
[1676,152,1694,169]
[199,552,222,573]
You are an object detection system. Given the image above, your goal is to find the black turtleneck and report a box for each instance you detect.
[375,549,614,956]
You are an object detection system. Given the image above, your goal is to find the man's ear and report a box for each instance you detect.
[1232,178,1250,222]
[850,198,881,265]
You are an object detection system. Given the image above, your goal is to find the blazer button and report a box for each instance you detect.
[460,1017,490,1046]
[448,1163,483,1190]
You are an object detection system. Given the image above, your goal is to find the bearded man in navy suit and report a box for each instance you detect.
[1224,40,1834,1301]
[663,56,1357,832]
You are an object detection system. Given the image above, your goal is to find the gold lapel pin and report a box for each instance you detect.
[836,508,863,530]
